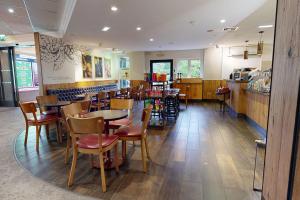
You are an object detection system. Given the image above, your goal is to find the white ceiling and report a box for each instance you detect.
[0,0,276,51]
[217,0,276,47]
[65,0,269,51]
[0,0,32,35]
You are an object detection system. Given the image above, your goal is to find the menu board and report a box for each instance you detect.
[16,60,33,88]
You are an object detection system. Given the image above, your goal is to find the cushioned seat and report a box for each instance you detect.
[115,125,143,137]
[77,134,119,149]
[109,118,131,127]
[28,114,59,124]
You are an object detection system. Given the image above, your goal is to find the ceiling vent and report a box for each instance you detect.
[223,27,239,32]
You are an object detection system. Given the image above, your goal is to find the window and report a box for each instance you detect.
[15,55,39,89]
[119,57,130,88]
[176,59,202,78]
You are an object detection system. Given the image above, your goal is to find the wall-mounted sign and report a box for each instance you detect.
[16,60,33,88]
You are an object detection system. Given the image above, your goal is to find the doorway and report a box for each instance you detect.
[150,59,173,81]
[0,47,18,106]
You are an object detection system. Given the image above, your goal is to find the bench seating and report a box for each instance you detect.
[47,84,118,101]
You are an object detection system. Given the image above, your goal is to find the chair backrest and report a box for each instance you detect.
[79,100,91,112]
[36,95,58,113]
[83,93,92,101]
[141,105,153,137]
[62,103,83,119]
[109,91,117,99]
[19,102,37,121]
[67,116,104,149]
[120,88,127,95]
[97,91,107,101]
[110,98,134,110]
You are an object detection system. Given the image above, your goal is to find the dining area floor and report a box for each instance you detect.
[4,102,263,200]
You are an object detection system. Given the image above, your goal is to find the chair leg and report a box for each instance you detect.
[114,144,119,173]
[68,148,78,187]
[145,137,151,161]
[141,139,147,173]
[35,125,40,152]
[24,123,29,146]
[185,97,188,109]
[45,124,50,140]
[99,153,107,192]
[122,141,127,159]
[64,134,71,164]
[56,121,62,144]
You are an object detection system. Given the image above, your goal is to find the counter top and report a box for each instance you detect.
[245,89,270,96]
[226,79,249,83]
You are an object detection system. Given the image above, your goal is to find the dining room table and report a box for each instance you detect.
[43,101,71,116]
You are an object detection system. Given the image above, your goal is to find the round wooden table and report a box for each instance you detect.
[43,101,71,115]
[83,110,128,169]
[83,110,128,135]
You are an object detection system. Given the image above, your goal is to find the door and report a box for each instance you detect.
[0,47,18,106]
[150,60,173,81]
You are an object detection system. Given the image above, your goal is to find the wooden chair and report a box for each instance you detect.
[19,102,59,152]
[36,95,58,115]
[115,105,152,172]
[66,116,119,192]
[119,88,129,99]
[91,92,109,111]
[78,99,91,113]
[62,103,85,164]
[179,85,190,109]
[109,98,134,132]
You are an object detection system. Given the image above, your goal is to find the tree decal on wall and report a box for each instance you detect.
[40,34,82,71]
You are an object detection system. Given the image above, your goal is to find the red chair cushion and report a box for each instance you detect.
[28,114,59,124]
[77,134,119,149]
[115,125,143,137]
[109,118,131,127]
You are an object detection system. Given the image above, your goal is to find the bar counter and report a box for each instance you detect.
[226,80,270,134]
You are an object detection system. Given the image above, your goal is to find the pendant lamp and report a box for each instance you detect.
[257,31,264,55]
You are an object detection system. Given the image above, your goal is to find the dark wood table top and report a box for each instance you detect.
[83,110,128,121]
[43,101,71,107]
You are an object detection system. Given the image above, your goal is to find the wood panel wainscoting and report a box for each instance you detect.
[43,80,118,94]
[130,80,150,89]
[173,78,203,100]
[202,80,227,100]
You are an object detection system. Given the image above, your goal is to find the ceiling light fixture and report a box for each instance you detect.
[111,6,118,12]
[102,26,110,32]
[136,27,142,31]
[220,19,226,23]
[8,8,14,13]
[149,38,154,42]
[258,25,273,28]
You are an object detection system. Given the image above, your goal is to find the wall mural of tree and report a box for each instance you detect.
[39,34,83,71]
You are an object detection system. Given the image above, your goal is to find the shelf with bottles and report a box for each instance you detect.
[144,98,165,128]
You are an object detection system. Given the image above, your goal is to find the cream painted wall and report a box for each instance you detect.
[203,47,223,80]
[203,45,273,80]
[127,52,145,80]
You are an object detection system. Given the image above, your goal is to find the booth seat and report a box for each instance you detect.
[47,84,118,101]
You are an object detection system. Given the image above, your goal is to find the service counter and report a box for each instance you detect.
[173,78,203,100]
[226,80,270,132]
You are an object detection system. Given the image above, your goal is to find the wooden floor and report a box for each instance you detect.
[14,102,264,200]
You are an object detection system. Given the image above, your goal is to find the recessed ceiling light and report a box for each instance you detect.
[8,8,14,13]
[220,19,226,23]
[102,26,110,32]
[258,25,273,28]
[111,6,118,12]
[149,38,154,42]
[136,27,142,31]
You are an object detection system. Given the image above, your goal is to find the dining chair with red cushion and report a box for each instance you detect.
[66,116,119,192]
[115,105,152,172]
[19,102,60,152]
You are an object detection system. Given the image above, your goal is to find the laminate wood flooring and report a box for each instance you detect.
[14,102,264,200]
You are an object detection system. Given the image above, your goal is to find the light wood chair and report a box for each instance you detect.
[91,91,109,111]
[109,98,134,132]
[78,99,91,113]
[115,105,152,172]
[19,102,59,152]
[179,85,190,109]
[66,116,119,192]
[62,103,84,164]
[119,88,129,99]
[36,95,58,115]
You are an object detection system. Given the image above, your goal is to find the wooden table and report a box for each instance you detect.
[43,101,71,115]
[83,110,128,169]
[83,110,128,134]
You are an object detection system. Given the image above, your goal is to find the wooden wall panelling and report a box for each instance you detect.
[226,81,247,114]
[202,80,226,100]
[262,0,300,199]
[173,82,203,100]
